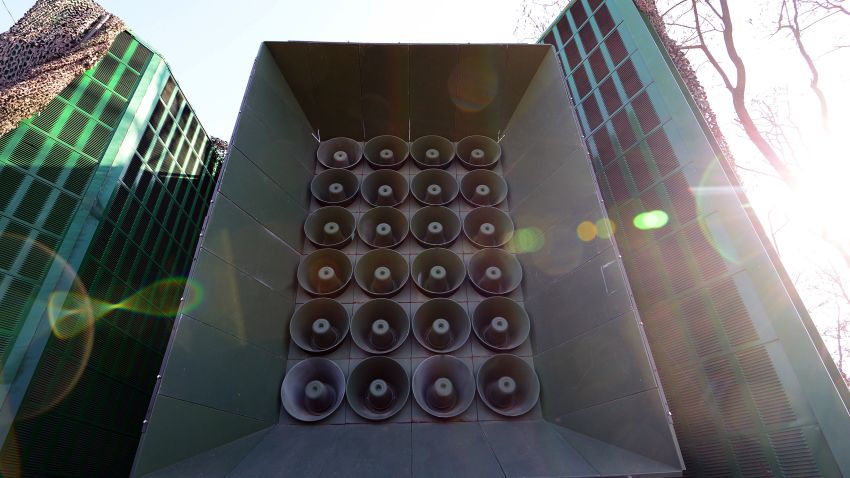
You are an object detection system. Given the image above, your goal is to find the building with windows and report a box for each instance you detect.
[539,0,850,476]
[0,1,222,475]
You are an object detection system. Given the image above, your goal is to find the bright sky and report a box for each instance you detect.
[0,0,527,139]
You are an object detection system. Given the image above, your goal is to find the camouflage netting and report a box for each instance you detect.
[0,0,125,137]
[633,0,737,173]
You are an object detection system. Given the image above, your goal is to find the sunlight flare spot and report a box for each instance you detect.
[595,218,616,239]
[510,227,545,253]
[577,221,598,242]
[633,210,670,230]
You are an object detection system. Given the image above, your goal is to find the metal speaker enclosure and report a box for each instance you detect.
[412,298,471,353]
[365,135,409,170]
[457,135,501,169]
[354,248,409,298]
[410,169,459,206]
[304,206,356,249]
[346,357,410,421]
[476,354,540,417]
[357,207,409,249]
[351,299,410,355]
[297,249,353,297]
[463,207,515,248]
[472,297,530,351]
[467,248,523,296]
[411,248,466,297]
[362,170,409,208]
[317,137,363,169]
[460,170,508,207]
[311,168,360,206]
[411,135,455,169]
[290,298,350,354]
[410,206,461,248]
[412,355,475,418]
[281,358,346,422]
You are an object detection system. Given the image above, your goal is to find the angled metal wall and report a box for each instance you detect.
[132,44,314,476]
[502,49,682,474]
[540,0,850,476]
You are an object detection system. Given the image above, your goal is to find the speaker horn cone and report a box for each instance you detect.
[468,248,522,296]
[362,170,409,208]
[317,137,363,169]
[297,249,353,297]
[412,355,475,418]
[463,207,515,248]
[457,135,501,169]
[346,357,410,421]
[357,206,409,249]
[412,298,471,353]
[304,206,356,248]
[411,135,455,169]
[460,170,508,207]
[411,206,461,247]
[281,358,346,422]
[476,354,540,417]
[290,298,350,354]
[365,135,409,169]
[311,168,360,206]
[411,169,459,206]
[351,299,410,354]
[354,248,409,298]
[411,248,466,297]
[472,297,530,351]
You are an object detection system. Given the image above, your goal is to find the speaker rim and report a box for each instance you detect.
[357,206,409,249]
[296,249,353,298]
[362,169,410,208]
[460,169,508,207]
[412,298,471,353]
[354,248,410,298]
[350,298,411,355]
[364,135,409,170]
[410,248,466,297]
[467,248,522,296]
[410,135,455,169]
[412,354,476,418]
[310,168,360,206]
[410,206,461,248]
[317,137,363,170]
[462,206,515,249]
[346,356,411,421]
[280,357,346,422]
[289,298,351,354]
[410,169,460,206]
[475,354,540,417]
[456,135,501,170]
[304,206,357,249]
[472,296,530,351]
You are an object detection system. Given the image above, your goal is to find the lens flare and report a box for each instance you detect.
[633,210,669,230]
[507,227,545,254]
[576,221,597,242]
[694,161,743,264]
[448,56,499,112]
[595,218,616,239]
[48,277,203,340]
[0,232,95,421]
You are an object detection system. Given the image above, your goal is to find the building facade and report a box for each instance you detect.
[0,27,221,476]
[539,0,850,476]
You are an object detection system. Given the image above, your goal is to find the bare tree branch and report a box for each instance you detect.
[777,0,831,131]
